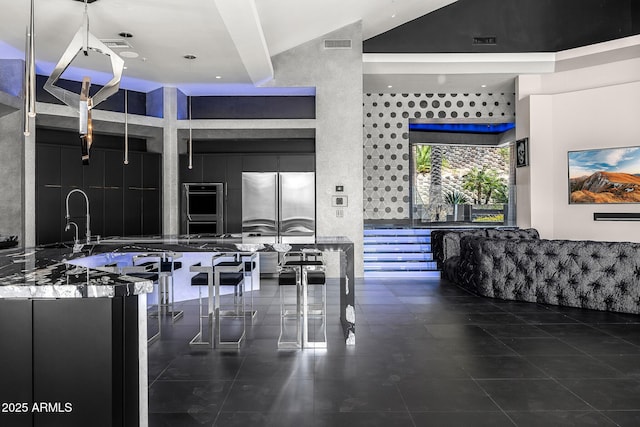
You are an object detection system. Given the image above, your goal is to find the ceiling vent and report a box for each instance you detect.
[473,36,497,45]
[100,39,132,49]
[324,39,352,49]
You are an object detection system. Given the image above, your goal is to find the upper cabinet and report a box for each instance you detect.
[35,143,161,245]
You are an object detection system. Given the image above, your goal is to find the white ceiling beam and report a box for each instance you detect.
[214,0,274,86]
[363,53,557,75]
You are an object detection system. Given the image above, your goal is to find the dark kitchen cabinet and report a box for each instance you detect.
[202,155,227,183]
[279,154,315,172]
[104,151,124,237]
[123,152,143,236]
[243,154,278,172]
[104,150,124,188]
[85,150,105,238]
[35,143,161,245]
[179,154,203,183]
[61,146,83,189]
[36,145,63,244]
[226,156,242,190]
[0,297,141,427]
[123,152,161,236]
[142,153,161,235]
[104,187,124,237]
[226,188,242,233]
[0,300,32,427]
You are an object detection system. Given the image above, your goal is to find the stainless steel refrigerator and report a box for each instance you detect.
[242,172,315,273]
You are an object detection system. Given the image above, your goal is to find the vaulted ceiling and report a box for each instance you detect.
[0,0,637,95]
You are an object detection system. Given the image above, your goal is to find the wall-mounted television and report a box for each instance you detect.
[568,146,640,204]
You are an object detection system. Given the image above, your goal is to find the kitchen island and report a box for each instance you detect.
[0,235,355,427]
[0,244,153,427]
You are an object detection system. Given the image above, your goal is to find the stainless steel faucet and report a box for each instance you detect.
[65,189,91,244]
[65,221,79,244]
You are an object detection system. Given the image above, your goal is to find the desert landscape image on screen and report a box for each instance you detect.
[569,146,640,204]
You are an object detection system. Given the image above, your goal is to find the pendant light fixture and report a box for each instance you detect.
[188,94,193,170]
[184,54,197,170]
[23,0,36,136]
[43,0,124,163]
[124,89,129,165]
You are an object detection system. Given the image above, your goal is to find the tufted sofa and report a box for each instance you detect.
[454,237,640,315]
[433,228,540,281]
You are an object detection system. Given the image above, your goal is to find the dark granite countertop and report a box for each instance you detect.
[0,235,353,299]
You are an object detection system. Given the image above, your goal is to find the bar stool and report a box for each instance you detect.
[131,253,184,323]
[120,262,161,345]
[279,250,327,349]
[277,262,302,349]
[240,252,259,323]
[189,253,246,349]
[158,254,184,322]
[299,251,327,349]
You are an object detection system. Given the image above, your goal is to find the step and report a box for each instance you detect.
[364,228,432,237]
[364,236,430,244]
[363,252,433,262]
[364,243,431,253]
[364,261,438,271]
[364,270,441,279]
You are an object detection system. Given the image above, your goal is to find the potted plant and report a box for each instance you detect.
[444,190,469,221]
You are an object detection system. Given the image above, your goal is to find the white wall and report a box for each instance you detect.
[517,51,640,242]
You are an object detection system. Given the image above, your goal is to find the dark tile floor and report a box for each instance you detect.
[148,277,640,426]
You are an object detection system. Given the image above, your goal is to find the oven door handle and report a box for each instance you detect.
[185,192,193,221]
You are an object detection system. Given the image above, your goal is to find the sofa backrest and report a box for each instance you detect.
[485,228,540,240]
[439,228,539,265]
[430,230,449,269]
[464,237,640,314]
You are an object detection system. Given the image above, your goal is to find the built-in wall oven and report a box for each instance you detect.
[182,183,225,235]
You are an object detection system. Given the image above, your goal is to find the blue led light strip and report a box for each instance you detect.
[409,122,515,134]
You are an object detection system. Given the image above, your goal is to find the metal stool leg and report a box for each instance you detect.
[302,267,327,349]
[214,255,246,349]
[147,281,161,345]
[189,268,214,349]
[278,267,302,349]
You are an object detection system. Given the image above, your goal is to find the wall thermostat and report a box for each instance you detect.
[332,195,348,207]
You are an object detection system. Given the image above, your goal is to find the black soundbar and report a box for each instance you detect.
[593,212,640,221]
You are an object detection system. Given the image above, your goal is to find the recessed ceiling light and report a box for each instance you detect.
[118,32,133,38]
[391,13,396,18]
[119,51,139,58]
[481,84,487,88]
[215,76,222,79]
[387,85,393,88]
[183,54,197,60]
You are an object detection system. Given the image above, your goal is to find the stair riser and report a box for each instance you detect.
[364,244,431,253]
[364,236,431,244]
[364,253,433,262]
[364,271,441,279]
[365,261,438,270]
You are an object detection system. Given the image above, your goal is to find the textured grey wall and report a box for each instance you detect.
[0,110,25,242]
[363,92,516,220]
[162,87,179,235]
[267,22,365,277]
